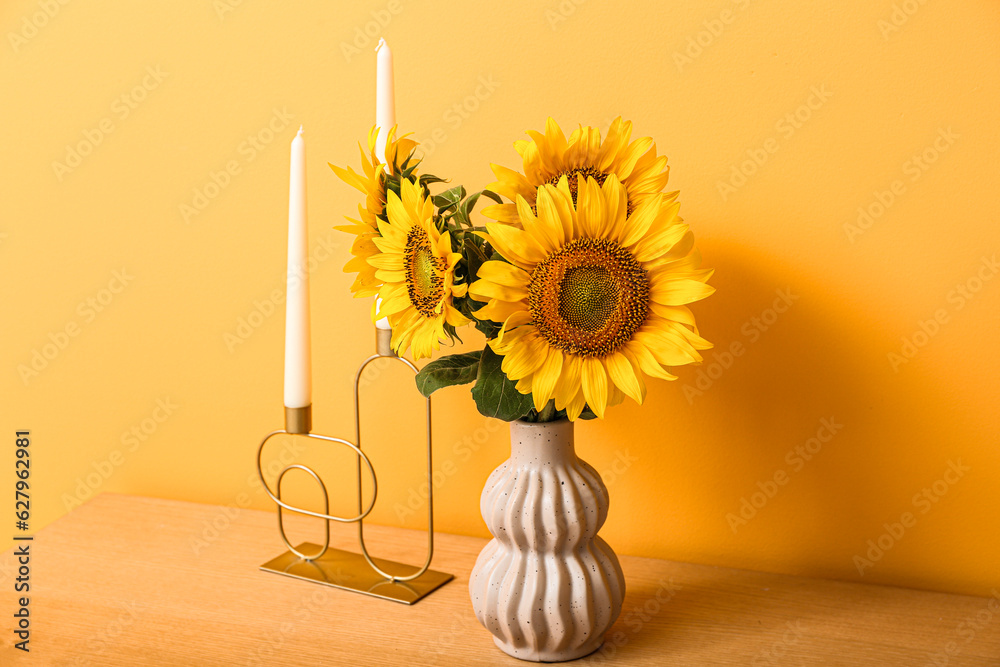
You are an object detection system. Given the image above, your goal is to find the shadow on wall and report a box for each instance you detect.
[590,232,980,592]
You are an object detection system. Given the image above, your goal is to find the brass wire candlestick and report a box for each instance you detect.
[255,328,453,605]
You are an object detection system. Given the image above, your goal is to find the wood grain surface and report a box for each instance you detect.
[1,493,998,665]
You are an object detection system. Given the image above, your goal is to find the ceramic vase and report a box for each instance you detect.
[469,418,625,662]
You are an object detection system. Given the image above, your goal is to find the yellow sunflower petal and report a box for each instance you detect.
[659,230,695,263]
[482,203,521,224]
[581,357,608,419]
[330,163,369,194]
[492,322,537,354]
[532,186,568,250]
[367,253,404,270]
[519,141,545,184]
[565,390,587,421]
[350,275,381,298]
[598,117,629,172]
[467,278,529,303]
[374,269,405,282]
[634,329,701,366]
[543,117,569,161]
[473,298,529,324]
[526,127,562,176]
[531,347,564,411]
[444,303,471,327]
[613,136,654,180]
[485,220,548,268]
[650,303,697,327]
[626,152,670,195]
[476,260,531,288]
[489,163,535,201]
[631,223,689,263]
[553,355,583,410]
[515,193,538,227]
[601,174,628,241]
[619,195,660,247]
[624,341,678,381]
[500,332,549,380]
[663,320,713,350]
[385,189,409,229]
[605,351,646,405]
[649,278,716,306]
[575,176,605,239]
[550,176,578,239]
[494,310,533,346]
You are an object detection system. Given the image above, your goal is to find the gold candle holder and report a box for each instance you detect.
[283,405,312,435]
[255,327,452,605]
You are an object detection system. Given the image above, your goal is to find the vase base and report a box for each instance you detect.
[493,635,604,663]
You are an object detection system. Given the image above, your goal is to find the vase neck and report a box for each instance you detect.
[509,419,576,466]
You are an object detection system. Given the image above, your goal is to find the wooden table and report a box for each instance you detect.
[1,494,998,665]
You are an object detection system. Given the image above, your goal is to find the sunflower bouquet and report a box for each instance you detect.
[331,118,714,422]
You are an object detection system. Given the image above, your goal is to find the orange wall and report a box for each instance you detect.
[3,0,998,597]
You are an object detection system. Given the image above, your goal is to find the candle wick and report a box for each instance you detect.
[297,125,304,136]
[375,37,386,53]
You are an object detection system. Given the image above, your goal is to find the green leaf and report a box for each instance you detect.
[414,351,481,397]
[455,189,505,228]
[471,347,534,421]
[480,189,504,204]
[463,236,488,282]
[399,151,421,173]
[440,214,462,235]
[418,174,448,196]
[456,192,480,225]
[459,236,502,338]
[578,405,598,420]
[432,185,465,212]
[442,321,463,345]
[383,174,402,203]
[473,317,500,339]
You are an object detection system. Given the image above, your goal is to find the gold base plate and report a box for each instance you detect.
[259,542,454,605]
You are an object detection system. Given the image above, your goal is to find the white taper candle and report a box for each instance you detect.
[374,37,395,330]
[374,37,395,164]
[284,126,311,408]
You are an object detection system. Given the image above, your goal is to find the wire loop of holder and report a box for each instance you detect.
[353,353,435,583]
[256,328,450,602]
[256,430,379,561]
[275,464,330,560]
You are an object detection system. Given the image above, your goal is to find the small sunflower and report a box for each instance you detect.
[330,125,419,298]
[484,117,674,225]
[368,178,470,359]
[470,175,713,420]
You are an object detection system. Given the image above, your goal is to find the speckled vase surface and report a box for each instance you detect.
[469,419,625,662]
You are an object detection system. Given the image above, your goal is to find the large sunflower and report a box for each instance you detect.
[330,125,418,297]
[368,178,470,359]
[484,117,673,225]
[470,175,713,420]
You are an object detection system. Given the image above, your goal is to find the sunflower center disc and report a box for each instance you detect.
[405,227,445,317]
[559,266,618,332]
[528,238,649,357]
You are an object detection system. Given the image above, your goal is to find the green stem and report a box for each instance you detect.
[536,400,557,423]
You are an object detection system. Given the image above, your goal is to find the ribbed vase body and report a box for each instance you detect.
[469,419,625,662]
